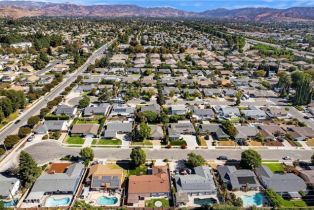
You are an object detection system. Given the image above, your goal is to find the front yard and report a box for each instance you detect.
[131,140,153,147]
[145,198,170,208]
[263,163,285,173]
[306,138,314,147]
[92,139,122,145]
[217,140,237,146]
[65,136,85,144]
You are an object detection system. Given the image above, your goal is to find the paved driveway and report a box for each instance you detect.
[181,135,198,149]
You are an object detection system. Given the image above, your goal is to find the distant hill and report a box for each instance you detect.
[0,1,313,22]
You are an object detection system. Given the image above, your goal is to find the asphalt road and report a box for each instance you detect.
[23,141,313,165]
[35,60,60,76]
[0,42,112,144]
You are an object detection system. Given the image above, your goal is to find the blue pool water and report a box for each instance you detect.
[45,197,71,207]
[97,196,118,206]
[194,198,217,206]
[241,193,264,207]
[3,199,17,207]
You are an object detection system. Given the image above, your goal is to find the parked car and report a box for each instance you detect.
[27,135,34,142]
[283,156,292,160]
[217,156,228,160]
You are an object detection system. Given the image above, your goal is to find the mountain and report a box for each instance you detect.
[0,1,313,22]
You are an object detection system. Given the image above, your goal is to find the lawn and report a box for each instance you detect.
[306,138,314,147]
[145,198,170,208]
[263,163,285,173]
[74,119,99,124]
[198,136,208,147]
[92,139,122,145]
[170,139,187,146]
[217,140,237,146]
[131,140,153,146]
[65,136,84,144]
[247,140,263,146]
[0,111,18,129]
[128,165,148,176]
[281,199,307,208]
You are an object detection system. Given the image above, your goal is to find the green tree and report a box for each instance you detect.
[18,151,42,188]
[277,72,292,97]
[4,135,20,149]
[142,111,159,123]
[291,71,313,105]
[187,152,206,167]
[240,149,262,169]
[18,127,31,138]
[235,91,243,106]
[139,123,151,140]
[222,120,238,138]
[130,147,146,167]
[78,96,90,108]
[27,116,40,128]
[80,147,94,166]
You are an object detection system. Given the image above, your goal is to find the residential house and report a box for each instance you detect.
[86,164,124,192]
[299,170,314,187]
[103,121,133,139]
[0,174,21,201]
[241,108,267,120]
[215,106,240,120]
[192,107,215,120]
[83,103,111,117]
[149,125,164,140]
[54,105,77,118]
[255,166,306,198]
[169,105,188,116]
[71,124,100,137]
[127,166,171,206]
[287,127,314,141]
[235,125,259,141]
[174,166,217,197]
[110,105,135,117]
[266,107,289,119]
[140,103,161,114]
[168,122,196,140]
[35,120,69,134]
[257,124,285,140]
[217,166,261,191]
[199,124,229,140]
[24,163,84,206]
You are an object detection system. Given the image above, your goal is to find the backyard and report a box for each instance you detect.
[145,198,170,208]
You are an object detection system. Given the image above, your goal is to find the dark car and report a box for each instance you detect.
[217,156,228,160]
[14,120,21,124]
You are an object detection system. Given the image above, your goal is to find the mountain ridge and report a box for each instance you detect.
[0,1,313,22]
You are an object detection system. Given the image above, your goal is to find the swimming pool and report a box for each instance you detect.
[3,199,17,207]
[97,196,118,206]
[194,198,217,206]
[45,197,71,207]
[241,192,264,207]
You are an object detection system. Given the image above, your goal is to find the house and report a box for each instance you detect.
[255,166,306,198]
[110,105,134,117]
[127,166,171,206]
[54,105,77,117]
[140,103,161,114]
[86,164,124,192]
[217,166,261,191]
[174,166,217,196]
[71,124,100,137]
[266,107,289,119]
[241,109,267,120]
[203,88,222,97]
[257,124,285,140]
[199,124,229,140]
[24,163,84,206]
[192,107,215,120]
[83,103,111,117]
[35,120,69,134]
[168,122,195,140]
[169,105,188,116]
[0,174,20,201]
[51,63,69,73]
[235,125,259,141]
[287,127,314,141]
[103,121,133,139]
[215,106,240,120]
[149,125,164,140]
[10,42,32,49]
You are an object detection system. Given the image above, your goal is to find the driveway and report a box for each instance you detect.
[181,135,198,149]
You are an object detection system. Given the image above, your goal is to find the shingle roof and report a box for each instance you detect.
[0,175,20,197]
[71,124,100,135]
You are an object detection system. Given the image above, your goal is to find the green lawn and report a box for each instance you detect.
[170,139,187,146]
[92,139,122,145]
[145,198,170,208]
[263,163,285,173]
[128,165,148,176]
[66,136,85,144]
[281,199,307,208]
[74,119,99,124]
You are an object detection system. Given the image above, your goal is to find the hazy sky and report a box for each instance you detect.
[2,0,314,11]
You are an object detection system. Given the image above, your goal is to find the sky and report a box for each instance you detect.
[2,0,314,12]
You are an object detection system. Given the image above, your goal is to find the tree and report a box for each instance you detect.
[27,116,40,128]
[40,107,50,118]
[277,72,292,97]
[291,71,313,105]
[78,96,90,108]
[235,91,243,106]
[80,147,94,166]
[187,152,206,167]
[130,147,146,167]
[142,111,159,123]
[139,123,151,140]
[4,135,20,149]
[222,120,237,138]
[18,151,42,188]
[18,127,31,138]
[240,149,261,169]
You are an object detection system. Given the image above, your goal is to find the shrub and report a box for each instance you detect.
[4,135,20,149]
[181,144,187,149]
[0,148,5,156]
[18,127,32,138]
[42,135,49,140]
